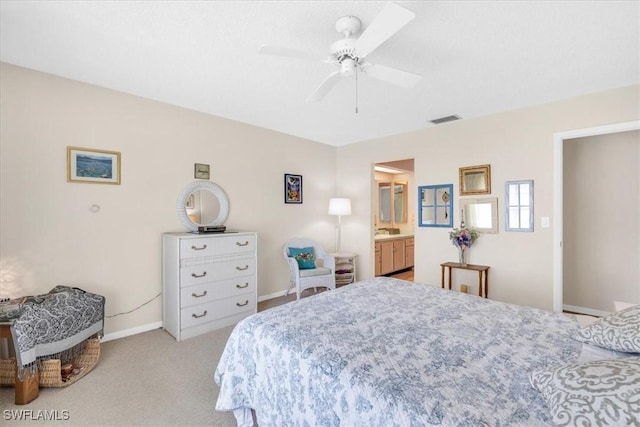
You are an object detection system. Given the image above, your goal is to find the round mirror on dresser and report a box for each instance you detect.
[176,181,230,232]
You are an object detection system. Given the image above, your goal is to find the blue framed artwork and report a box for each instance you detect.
[418,184,453,227]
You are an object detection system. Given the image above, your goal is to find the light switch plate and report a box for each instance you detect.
[541,217,550,228]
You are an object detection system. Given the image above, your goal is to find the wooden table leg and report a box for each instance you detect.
[15,367,40,405]
[478,271,482,296]
[441,265,445,289]
[447,267,452,290]
[485,270,489,298]
[1,323,40,404]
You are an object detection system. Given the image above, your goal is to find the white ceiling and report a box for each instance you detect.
[1,1,638,146]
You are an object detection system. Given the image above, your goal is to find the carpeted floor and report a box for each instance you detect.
[1,326,238,426]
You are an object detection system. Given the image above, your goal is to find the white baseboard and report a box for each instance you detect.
[101,321,163,343]
[102,290,293,341]
[563,304,610,318]
[258,289,290,302]
[102,291,291,342]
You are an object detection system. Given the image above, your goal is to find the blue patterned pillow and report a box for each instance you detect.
[576,304,640,353]
[530,358,640,426]
[288,247,316,269]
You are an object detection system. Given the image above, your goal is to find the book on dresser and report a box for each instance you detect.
[162,231,257,341]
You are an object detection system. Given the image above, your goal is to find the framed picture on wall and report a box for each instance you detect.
[284,173,303,204]
[67,146,121,185]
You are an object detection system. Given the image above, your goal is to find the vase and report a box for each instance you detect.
[458,247,467,266]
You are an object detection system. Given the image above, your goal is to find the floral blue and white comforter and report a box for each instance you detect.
[215,277,581,426]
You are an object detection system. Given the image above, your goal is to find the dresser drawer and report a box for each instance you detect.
[180,234,256,260]
[180,293,257,329]
[180,276,256,308]
[180,257,256,287]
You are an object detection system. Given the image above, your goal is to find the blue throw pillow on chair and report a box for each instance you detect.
[288,247,316,269]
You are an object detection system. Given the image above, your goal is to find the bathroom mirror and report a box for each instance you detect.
[378,182,392,224]
[176,181,229,232]
[460,197,498,234]
[393,182,408,223]
[459,164,491,195]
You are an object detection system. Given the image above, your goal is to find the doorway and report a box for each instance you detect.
[552,120,640,313]
[373,159,415,279]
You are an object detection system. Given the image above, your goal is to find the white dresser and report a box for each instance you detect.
[162,231,257,341]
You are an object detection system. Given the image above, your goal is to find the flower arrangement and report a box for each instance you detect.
[449,227,479,250]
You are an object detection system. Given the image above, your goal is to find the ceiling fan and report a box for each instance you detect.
[259,2,423,103]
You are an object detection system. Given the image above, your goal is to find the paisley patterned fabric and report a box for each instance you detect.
[215,277,582,426]
[577,304,640,353]
[4,286,105,370]
[530,358,640,426]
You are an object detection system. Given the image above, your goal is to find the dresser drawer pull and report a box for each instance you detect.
[236,282,249,289]
[191,290,208,298]
[236,241,250,247]
[191,271,207,278]
[192,310,208,319]
[191,244,207,251]
[236,300,249,307]
[236,265,249,271]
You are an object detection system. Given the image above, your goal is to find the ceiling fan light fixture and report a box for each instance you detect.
[341,57,357,77]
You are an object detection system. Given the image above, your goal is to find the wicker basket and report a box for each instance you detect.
[0,357,16,386]
[0,338,100,388]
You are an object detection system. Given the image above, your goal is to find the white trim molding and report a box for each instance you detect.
[101,321,163,343]
[552,120,640,313]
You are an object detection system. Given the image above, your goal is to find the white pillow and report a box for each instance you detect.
[530,358,640,426]
[576,304,640,353]
[577,342,635,363]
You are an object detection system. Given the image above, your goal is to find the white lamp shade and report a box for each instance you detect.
[328,198,351,216]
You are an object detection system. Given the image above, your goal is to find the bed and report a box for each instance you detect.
[214,277,640,426]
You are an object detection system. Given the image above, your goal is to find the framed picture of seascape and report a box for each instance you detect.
[67,146,121,185]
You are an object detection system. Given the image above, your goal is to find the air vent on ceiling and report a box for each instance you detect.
[430,114,461,125]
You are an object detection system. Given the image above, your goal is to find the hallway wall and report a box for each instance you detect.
[563,130,639,312]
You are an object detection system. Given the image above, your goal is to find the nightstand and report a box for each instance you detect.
[329,252,357,286]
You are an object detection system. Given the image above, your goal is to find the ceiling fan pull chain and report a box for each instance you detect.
[355,66,359,114]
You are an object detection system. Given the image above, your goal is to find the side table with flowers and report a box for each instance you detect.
[449,227,479,266]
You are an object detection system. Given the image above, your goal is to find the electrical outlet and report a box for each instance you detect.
[541,217,550,228]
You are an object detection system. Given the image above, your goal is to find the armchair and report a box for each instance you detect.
[283,238,336,301]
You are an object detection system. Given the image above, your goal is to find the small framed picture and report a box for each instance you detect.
[67,146,121,185]
[194,163,210,180]
[284,173,302,204]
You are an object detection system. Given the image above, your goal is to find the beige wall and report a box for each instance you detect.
[0,63,337,335]
[563,131,639,312]
[1,61,639,338]
[338,84,639,310]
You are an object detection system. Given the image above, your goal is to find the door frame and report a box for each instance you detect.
[552,120,640,312]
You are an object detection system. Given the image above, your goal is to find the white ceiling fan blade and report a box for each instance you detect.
[306,71,342,103]
[258,44,317,61]
[362,63,422,88]
[355,2,416,59]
